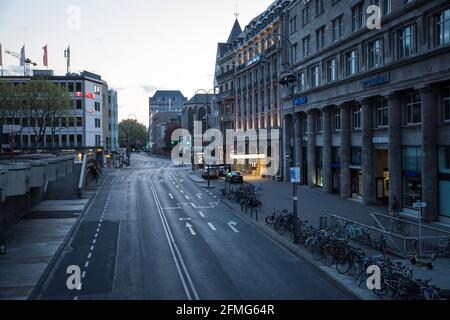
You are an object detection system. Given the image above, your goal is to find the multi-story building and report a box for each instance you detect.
[215,0,292,176]
[149,112,181,156]
[282,0,450,222]
[107,90,119,152]
[1,70,108,152]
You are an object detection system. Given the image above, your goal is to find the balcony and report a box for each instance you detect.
[217,90,234,101]
[216,69,235,81]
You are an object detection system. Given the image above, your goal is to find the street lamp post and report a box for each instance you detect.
[261,32,299,243]
[194,88,216,189]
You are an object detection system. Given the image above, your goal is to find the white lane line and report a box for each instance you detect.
[85,261,90,268]
[96,228,100,233]
[90,246,95,251]
[208,223,217,231]
[148,176,199,301]
[74,296,79,301]
[92,239,96,244]
[169,194,174,199]
[185,196,190,200]
[88,253,92,259]
[94,233,98,238]
[228,221,240,233]
[82,271,86,279]
[198,211,206,218]
[180,190,185,194]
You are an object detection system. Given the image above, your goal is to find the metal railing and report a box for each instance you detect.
[329,213,450,258]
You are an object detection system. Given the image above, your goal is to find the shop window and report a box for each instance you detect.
[351,147,362,167]
[403,147,422,209]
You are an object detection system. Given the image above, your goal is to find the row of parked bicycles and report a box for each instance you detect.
[222,184,262,210]
[265,209,445,300]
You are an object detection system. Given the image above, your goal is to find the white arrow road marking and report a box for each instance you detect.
[186,223,196,236]
[179,218,192,221]
[198,211,206,218]
[169,194,174,199]
[228,221,240,233]
[208,223,217,231]
[196,194,202,199]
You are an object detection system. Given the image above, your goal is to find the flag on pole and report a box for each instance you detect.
[43,45,48,67]
[20,45,26,66]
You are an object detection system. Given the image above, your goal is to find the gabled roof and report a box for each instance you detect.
[217,43,229,58]
[227,19,242,44]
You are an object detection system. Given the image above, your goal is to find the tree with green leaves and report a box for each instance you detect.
[119,119,147,150]
[0,81,24,154]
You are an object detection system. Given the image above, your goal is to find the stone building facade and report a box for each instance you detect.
[282,0,450,221]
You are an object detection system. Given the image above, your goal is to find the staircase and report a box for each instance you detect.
[45,163,82,200]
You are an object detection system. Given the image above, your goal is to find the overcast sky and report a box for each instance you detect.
[0,0,274,126]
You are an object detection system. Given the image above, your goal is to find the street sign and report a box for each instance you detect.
[413,202,427,209]
[290,167,301,183]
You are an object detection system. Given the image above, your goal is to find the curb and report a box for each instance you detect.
[28,172,111,300]
[218,197,371,301]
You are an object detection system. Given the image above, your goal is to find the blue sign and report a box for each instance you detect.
[290,167,301,183]
[362,73,390,88]
[294,96,308,106]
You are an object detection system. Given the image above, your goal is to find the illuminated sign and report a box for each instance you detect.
[362,73,390,88]
[294,96,308,106]
[74,92,96,99]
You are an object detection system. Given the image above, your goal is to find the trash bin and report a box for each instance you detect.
[320,216,328,230]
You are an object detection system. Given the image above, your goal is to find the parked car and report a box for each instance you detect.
[218,166,226,177]
[226,171,244,184]
[202,167,219,179]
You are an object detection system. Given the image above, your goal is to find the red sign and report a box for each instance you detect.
[74,92,96,99]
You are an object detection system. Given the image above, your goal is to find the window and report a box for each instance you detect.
[69,117,75,127]
[290,15,298,35]
[326,58,338,83]
[436,9,450,46]
[302,5,310,25]
[368,39,383,68]
[405,92,422,124]
[334,109,341,131]
[302,36,310,58]
[352,3,364,32]
[443,87,450,122]
[291,43,298,62]
[298,72,306,92]
[76,82,82,92]
[345,49,358,76]
[95,102,101,112]
[95,118,101,128]
[399,25,415,58]
[402,146,422,209]
[311,65,320,88]
[353,105,362,129]
[76,100,82,110]
[383,0,392,15]
[61,118,67,127]
[317,111,323,132]
[332,16,343,42]
[68,82,74,92]
[351,147,362,166]
[94,85,101,95]
[316,0,325,16]
[376,99,389,127]
[316,26,326,51]
[76,117,82,127]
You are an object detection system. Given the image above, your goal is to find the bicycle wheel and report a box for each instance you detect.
[265,215,276,225]
[312,244,324,261]
[336,254,351,274]
[322,246,335,266]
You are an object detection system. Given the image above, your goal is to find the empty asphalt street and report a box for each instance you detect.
[34,153,353,300]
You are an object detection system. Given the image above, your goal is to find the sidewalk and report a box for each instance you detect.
[0,170,111,300]
[198,173,450,300]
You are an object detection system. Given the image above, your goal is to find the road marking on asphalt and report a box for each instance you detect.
[198,211,206,218]
[82,271,86,279]
[186,223,196,236]
[179,218,192,221]
[94,233,98,238]
[96,228,100,233]
[180,190,185,194]
[208,223,217,231]
[92,239,96,244]
[85,261,90,268]
[148,176,199,301]
[74,296,79,300]
[228,221,240,233]
[196,194,202,199]
[90,246,95,251]
[169,194,174,199]
[185,196,190,200]
[176,185,180,189]
[88,253,92,259]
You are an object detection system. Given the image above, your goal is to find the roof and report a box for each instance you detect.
[151,90,186,99]
[186,94,212,105]
[217,43,229,58]
[227,19,242,44]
